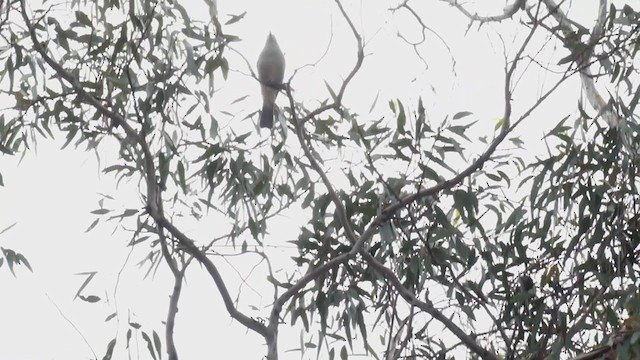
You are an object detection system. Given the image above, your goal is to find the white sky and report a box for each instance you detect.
[0,0,621,359]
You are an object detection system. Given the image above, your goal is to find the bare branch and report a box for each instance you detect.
[295,0,365,124]
[158,226,181,360]
[441,0,526,23]
[391,1,456,72]
[157,218,272,340]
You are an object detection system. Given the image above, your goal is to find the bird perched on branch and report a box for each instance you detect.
[257,33,285,129]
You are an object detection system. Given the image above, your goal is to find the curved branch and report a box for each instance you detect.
[361,252,499,360]
[391,1,456,72]
[157,218,272,340]
[441,0,526,23]
[298,0,365,124]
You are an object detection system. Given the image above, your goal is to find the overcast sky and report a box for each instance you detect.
[0,0,614,359]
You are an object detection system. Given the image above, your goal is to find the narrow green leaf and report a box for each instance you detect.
[153,331,162,358]
[14,253,32,272]
[452,111,473,120]
[225,11,246,25]
[75,11,92,27]
[85,218,100,233]
[177,161,187,193]
[141,332,157,360]
[324,81,337,101]
[102,338,116,360]
[91,209,111,215]
[396,100,406,134]
[105,312,117,322]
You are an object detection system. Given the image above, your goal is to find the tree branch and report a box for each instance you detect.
[296,0,365,125]
[156,218,272,340]
[18,0,160,217]
[284,0,365,247]
[440,0,526,23]
[159,226,181,360]
[377,5,544,220]
[20,0,274,351]
[542,0,621,128]
[361,252,499,360]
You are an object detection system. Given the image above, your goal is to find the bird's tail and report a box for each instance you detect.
[260,100,274,129]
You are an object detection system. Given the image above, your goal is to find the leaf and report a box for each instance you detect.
[56,27,71,51]
[103,164,136,174]
[153,331,162,358]
[209,115,218,138]
[2,248,16,276]
[74,272,97,300]
[61,125,78,149]
[177,161,187,193]
[79,294,101,303]
[91,208,111,215]
[111,209,139,219]
[102,338,116,360]
[324,81,337,102]
[13,253,32,272]
[85,218,100,232]
[195,144,222,162]
[224,11,246,25]
[141,332,157,360]
[340,345,348,360]
[0,143,13,155]
[396,100,406,134]
[356,302,367,343]
[230,94,249,105]
[75,11,92,27]
[452,111,473,120]
[220,58,229,79]
[368,91,380,113]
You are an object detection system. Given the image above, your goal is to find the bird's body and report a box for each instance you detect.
[257,33,285,129]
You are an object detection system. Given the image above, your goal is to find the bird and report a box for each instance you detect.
[257,33,285,129]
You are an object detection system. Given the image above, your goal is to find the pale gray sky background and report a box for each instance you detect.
[0,0,617,359]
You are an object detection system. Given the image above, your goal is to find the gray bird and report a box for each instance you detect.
[257,33,285,129]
